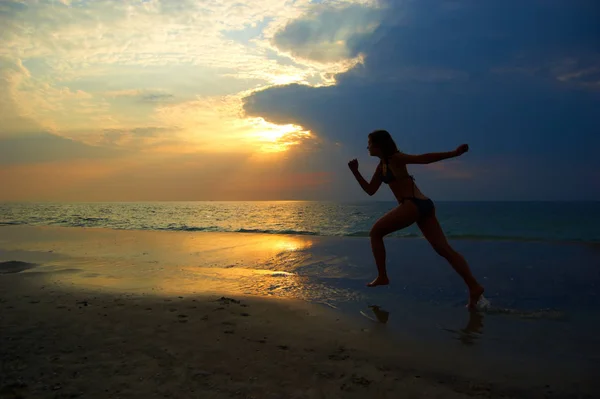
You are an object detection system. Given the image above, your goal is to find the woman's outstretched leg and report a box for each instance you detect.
[368,203,419,287]
[417,210,484,308]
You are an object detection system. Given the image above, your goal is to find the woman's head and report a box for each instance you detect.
[367,130,399,158]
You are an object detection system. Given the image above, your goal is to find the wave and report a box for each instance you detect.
[1,220,597,244]
[347,231,420,238]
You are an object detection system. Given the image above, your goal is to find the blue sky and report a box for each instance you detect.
[0,0,598,201]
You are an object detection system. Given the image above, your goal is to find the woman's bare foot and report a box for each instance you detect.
[466,284,484,309]
[366,275,389,287]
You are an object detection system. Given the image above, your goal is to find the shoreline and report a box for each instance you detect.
[2,223,599,246]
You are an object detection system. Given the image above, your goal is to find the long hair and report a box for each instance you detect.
[368,130,399,158]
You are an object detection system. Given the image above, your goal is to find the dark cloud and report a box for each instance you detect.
[105,89,176,104]
[272,4,381,62]
[243,0,600,199]
[140,92,174,103]
[348,0,599,74]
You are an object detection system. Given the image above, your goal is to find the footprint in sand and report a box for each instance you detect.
[328,346,350,361]
[217,296,241,305]
[351,375,372,386]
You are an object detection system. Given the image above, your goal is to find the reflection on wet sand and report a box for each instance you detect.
[458,311,484,346]
[360,304,391,324]
[441,311,485,346]
[369,305,390,323]
[49,263,310,297]
[362,304,484,346]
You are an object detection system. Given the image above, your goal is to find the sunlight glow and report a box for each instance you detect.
[269,236,313,252]
[247,117,312,153]
[270,74,307,85]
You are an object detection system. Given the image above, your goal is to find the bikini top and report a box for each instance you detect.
[381,160,396,184]
[381,159,413,185]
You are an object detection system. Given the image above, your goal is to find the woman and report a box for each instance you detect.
[348,130,484,309]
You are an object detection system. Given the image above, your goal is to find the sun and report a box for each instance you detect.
[248,118,311,152]
[259,122,298,141]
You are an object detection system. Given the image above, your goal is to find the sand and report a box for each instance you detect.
[0,226,596,398]
[0,274,561,399]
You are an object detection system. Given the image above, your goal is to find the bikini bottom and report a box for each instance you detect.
[401,197,435,221]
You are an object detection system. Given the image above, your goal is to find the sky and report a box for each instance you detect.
[0,0,599,201]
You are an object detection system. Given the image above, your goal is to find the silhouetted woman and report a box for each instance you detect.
[348,130,484,308]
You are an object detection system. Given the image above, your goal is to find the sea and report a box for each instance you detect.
[1,200,599,243]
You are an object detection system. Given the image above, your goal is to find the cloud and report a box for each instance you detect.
[104,89,150,98]
[0,0,375,152]
[0,0,355,83]
[104,89,175,103]
[0,54,115,136]
[141,93,174,102]
[0,132,125,165]
[272,4,382,63]
[242,0,600,199]
[92,126,182,149]
[0,56,41,136]
[0,0,27,15]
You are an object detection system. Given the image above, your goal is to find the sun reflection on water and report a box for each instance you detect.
[37,229,324,300]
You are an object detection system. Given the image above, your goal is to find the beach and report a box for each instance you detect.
[3,0,599,396]
[1,226,599,398]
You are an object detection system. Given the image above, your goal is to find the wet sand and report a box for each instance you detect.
[1,226,598,398]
